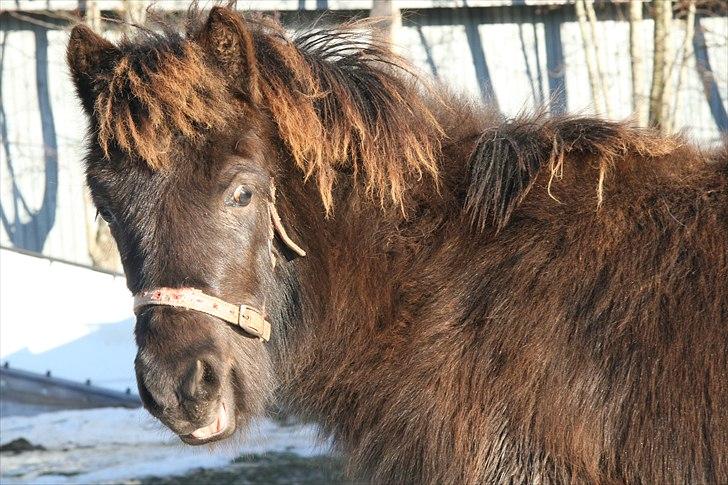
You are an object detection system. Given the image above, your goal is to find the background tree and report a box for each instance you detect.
[670,0,697,132]
[122,0,147,33]
[576,0,611,117]
[629,0,648,126]
[370,0,401,45]
[649,0,675,132]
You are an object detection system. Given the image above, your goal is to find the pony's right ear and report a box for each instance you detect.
[67,24,120,114]
[196,6,261,102]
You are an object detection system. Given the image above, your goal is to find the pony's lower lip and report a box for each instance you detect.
[180,426,234,445]
[180,403,234,445]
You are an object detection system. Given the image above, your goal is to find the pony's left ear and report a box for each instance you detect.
[196,6,261,102]
[67,24,120,114]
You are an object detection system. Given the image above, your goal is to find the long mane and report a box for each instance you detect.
[263,21,444,212]
[91,12,444,213]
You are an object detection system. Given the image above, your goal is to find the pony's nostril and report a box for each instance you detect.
[180,359,219,402]
[181,359,205,400]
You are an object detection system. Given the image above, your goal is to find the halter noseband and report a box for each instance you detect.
[132,186,305,342]
[134,287,271,341]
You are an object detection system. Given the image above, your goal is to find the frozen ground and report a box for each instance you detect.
[0,407,333,484]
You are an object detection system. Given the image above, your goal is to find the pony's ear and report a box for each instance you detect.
[196,6,260,102]
[67,24,120,114]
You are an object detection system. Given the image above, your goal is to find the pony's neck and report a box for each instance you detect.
[269,94,496,408]
[270,171,423,386]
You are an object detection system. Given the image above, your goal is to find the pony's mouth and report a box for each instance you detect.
[179,402,235,445]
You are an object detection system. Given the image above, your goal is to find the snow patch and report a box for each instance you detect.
[0,407,328,484]
[0,249,137,392]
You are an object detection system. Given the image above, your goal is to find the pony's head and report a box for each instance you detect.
[67,6,441,444]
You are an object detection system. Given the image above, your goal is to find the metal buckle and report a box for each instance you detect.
[239,305,266,342]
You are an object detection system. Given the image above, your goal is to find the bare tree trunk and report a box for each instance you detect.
[670,0,696,132]
[576,0,607,116]
[584,0,613,117]
[370,0,401,45]
[629,0,648,126]
[121,0,148,33]
[649,0,675,132]
[85,0,101,32]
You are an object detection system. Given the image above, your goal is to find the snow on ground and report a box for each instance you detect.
[0,407,328,484]
[0,249,137,392]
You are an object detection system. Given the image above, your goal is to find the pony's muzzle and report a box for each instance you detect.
[134,308,238,444]
[136,356,236,444]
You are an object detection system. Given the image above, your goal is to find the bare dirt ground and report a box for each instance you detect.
[135,452,347,484]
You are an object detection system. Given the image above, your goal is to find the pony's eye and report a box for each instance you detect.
[231,185,253,207]
[96,207,116,224]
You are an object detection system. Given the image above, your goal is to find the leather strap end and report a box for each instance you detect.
[270,204,307,257]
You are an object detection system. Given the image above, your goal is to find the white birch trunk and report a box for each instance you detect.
[584,0,613,118]
[670,0,696,132]
[649,0,674,132]
[576,0,607,116]
[85,0,101,32]
[121,0,148,32]
[629,0,648,126]
[370,0,402,46]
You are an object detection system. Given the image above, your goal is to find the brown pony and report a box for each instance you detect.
[67,6,727,484]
